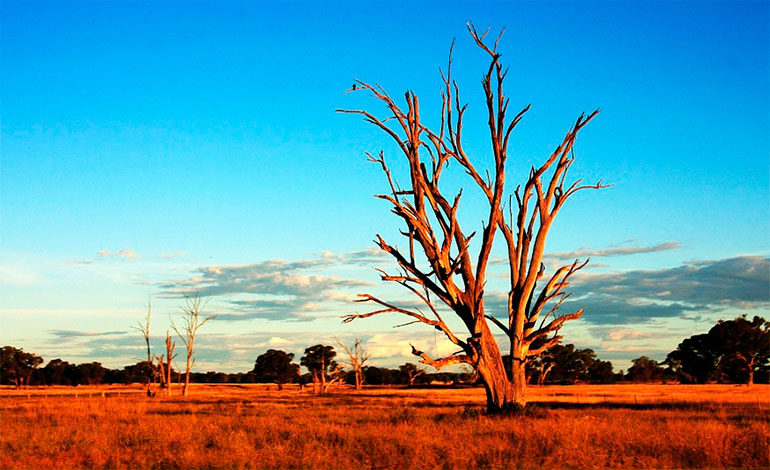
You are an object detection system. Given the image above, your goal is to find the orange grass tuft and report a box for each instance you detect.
[1,384,768,469]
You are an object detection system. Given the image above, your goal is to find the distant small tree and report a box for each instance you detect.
[398,362,426,385]
[525,349,557,386]
[0,346,43,389]
[667,315,769,385]
[363,366,399,385]
[75,362,108,385]
[526,344,595,385]
[132,298,154,395]
[41,358,77,385]
[118,361,155,385]
[525,344,614,385]
[154,331,177,396]
[626,356,666,383]
[337,338,371,390]
[665,333,716,384]
[300,344,338,394]
[172,292,216,396]
[586,358,616,384]
[709,315,769,385]
[253,349,299,390]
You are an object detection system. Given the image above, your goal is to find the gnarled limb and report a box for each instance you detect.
[345,294,467,349]
[410,344,472,369]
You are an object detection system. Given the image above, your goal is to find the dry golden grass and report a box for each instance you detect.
[1,384,768,469]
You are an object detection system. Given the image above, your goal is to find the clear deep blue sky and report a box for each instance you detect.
[2,1,768,371]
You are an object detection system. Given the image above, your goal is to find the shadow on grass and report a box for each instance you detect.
[531,401,760,412]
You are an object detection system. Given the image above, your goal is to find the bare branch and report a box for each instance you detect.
[345,294,466,348]
[173,291,216,396]
[525,309,584,345]
[485,315,510,336]
[410,343,472,369]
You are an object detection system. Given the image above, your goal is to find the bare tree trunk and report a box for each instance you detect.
[133,298,153,396]
[154,333,176,398]
[747,357,755,386]
[24,370,36,389]
[319,357,327,395]
[166,361,173,395]
[164,333,175,396]
[539,363,554,386]
[156,355,167,392]
[476,333,519,412]
[321,364,344,394]
[183,355,191,396]
[312,371,319,395]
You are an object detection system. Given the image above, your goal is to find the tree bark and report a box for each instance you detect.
[319,357,327,395]
[476,330,523,413]
[182,356,191,396]
[355,370,362,390]
[24,370,34,389]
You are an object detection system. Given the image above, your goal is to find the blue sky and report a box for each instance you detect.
[2,1,768,372]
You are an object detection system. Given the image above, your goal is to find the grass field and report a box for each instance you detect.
[1,384,768,469]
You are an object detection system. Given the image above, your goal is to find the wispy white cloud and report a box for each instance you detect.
[490,240,682,267]
[599,343,666,353]
[546,241,682,261]
[115,248,139,259]
[157,249,381,321]
[587,327,677,342]
[92,248,140,260]
[48,329,129,339]
[318,246,391,265]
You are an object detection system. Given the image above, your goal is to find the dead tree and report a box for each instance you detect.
[339,23,607,412]
[537,361,555,386]
[172,292,215,397]
[132,298,153,396]
[154,332,177,397]
[322,363,345,394]
[336,338,371,391]
[154,355,166,395]
[399,362,426,386]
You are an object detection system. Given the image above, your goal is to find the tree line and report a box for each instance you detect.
[2,315,767,389]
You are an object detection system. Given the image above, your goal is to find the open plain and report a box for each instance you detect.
[1,384,768,469]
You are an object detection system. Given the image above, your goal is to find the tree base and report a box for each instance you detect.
[486,401,526,415]
[486,402,547,417]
